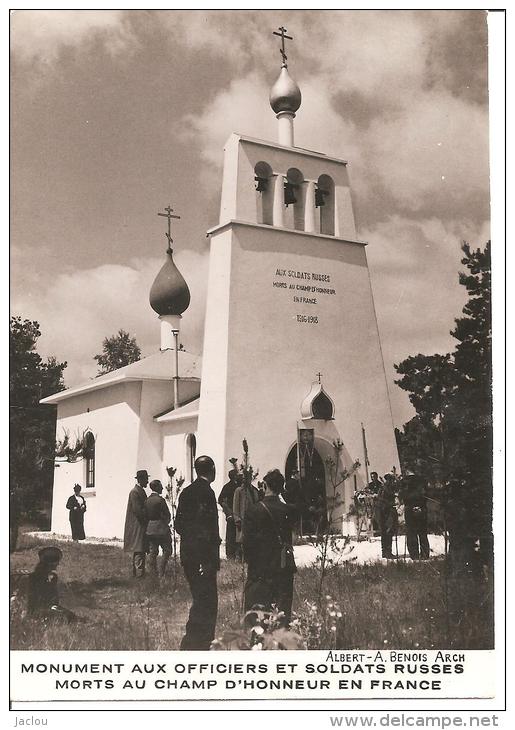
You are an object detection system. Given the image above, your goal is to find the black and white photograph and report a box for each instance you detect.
[9,7,505,711]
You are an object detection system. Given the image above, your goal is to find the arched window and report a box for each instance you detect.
[312,390,334,420]
[186,433,197,482]
[285,167,305,231]
[317,174,335,235]
[254,161,274,225]
[84,432,95,489]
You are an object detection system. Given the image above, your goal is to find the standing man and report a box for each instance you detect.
[145,479,172,579]
[174,455,220,650]
[123,469,149,578]
[243,469,297,623]
[400,472,430,560]
[66,483,87,541]
[218,469,241,559]
[368,471,382,536]
[374,474,398,559]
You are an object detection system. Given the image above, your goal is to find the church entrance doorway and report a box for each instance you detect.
[285,445,327,536]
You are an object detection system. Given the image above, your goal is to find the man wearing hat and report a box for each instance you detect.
[174,455,220,650]
[28,546,77,622]
[144,479,172,579]
[124,469,149,577]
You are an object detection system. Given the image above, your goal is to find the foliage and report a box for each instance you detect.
[94,329,141,376]
[394,241,492,554]
[230,437,260,489]
[9,317,67,524]
[165,466,185,582]
[306,440,359,605]
[54,429,94,463]
[211,606,306,650]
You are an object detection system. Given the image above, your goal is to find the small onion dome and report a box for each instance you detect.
[270,66,302,114]
[149,249,191,316]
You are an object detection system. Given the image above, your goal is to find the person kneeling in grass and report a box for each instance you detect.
[27,546,79,623]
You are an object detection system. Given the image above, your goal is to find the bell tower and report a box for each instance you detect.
[197,27,399,515]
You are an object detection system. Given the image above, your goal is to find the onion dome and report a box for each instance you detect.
[270,66,302,114]
[149,249,190,316]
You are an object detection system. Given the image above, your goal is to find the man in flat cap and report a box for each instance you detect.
[124,470,149,577]
[174,455,220,650]
[27,546,77,622]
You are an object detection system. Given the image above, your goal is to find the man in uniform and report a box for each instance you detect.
[243,469,297,623]
[174,455,220,650]
[123,469,149,577]
[399,472,430,560]
[374,474,398,558]
[144,479,172,579]
[218,469,241,559]
[27,546,77,622]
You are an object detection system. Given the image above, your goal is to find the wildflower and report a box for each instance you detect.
[325,595,332,601]
[329,610,337,617]
[383,639,388,644]
[330,626,337,632]
[414,642,420,648]
[336,612,343,618]
[252,626,264,635]
[251,644,262,651]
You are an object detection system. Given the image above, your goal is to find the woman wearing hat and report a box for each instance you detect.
[66,484,86,541]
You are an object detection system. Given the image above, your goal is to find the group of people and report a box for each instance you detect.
[355,471,430,561]
[23,457,433,645]
[123,456,297,650]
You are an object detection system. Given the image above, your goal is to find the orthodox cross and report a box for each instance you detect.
[316,371,323,384]
[157,205,180,250]
[273,26,293,67]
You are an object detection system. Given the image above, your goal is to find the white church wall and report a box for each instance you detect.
[136,380,174,481]
[51,381,142,539]
[197,220,400,505]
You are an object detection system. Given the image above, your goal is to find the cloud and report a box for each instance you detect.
[10,9,132,63]
[10,249,209,387]
[181,68,489,227]
[363,216,491,424]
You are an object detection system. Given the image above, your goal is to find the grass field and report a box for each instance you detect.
[10,532,494,651]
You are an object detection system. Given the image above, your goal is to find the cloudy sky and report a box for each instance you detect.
[10,9,491,426]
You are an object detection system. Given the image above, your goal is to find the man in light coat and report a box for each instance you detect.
[124,469,149,577]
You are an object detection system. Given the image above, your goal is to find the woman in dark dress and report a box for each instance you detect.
[66,484,86,541]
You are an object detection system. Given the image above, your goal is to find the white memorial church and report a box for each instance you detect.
[43,29,400,539]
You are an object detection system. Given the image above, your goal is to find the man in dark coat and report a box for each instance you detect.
[123,469,149,577]
[399,473,430,560]
[374,474,398,558]
[218,469,241,559]
[28,546,77,622]
[174,455,220,650]
[243,469,297,622]
[145,479,172,578]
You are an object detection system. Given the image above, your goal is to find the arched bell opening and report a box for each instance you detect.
[317,174,335,236]
[284,167,305,231]
[254,161,274,225]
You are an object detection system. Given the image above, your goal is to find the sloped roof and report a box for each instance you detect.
[40,349,201,405]
[155,397,200,423]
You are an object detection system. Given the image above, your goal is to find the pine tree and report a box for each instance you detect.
[9,317,67,530]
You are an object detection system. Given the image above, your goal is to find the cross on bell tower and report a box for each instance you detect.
[273,25,293,68]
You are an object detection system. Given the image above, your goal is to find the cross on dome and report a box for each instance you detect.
[273,26,293,68]
[157,205,180,251]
